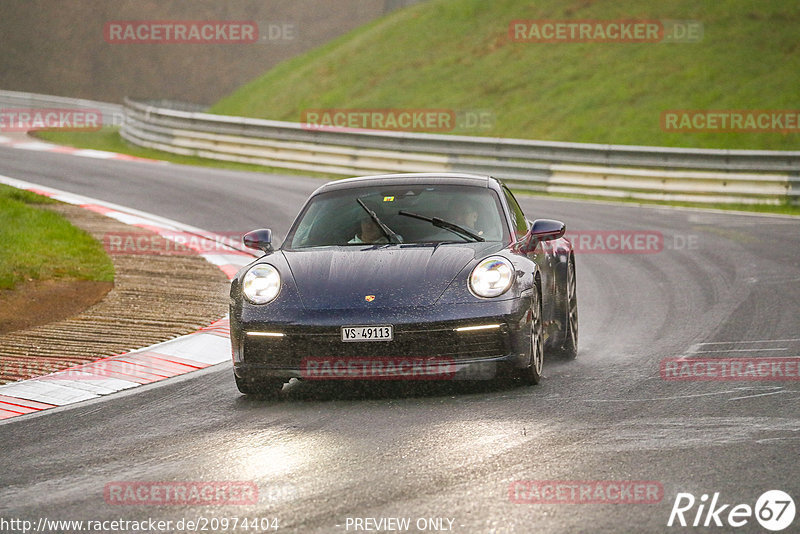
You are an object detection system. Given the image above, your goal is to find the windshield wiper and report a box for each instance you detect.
[356,198,402,244]
[398,210,484,242]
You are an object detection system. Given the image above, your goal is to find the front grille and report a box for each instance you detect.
[243,325,509,366]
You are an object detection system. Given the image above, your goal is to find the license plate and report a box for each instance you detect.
[341,325,393,342]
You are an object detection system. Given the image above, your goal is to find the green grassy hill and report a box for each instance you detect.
[210,0,800,150]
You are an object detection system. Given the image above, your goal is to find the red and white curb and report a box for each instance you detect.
[0,175,258,420]
[0,134,161,163]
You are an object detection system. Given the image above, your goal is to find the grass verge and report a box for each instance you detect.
[0,184,115,290]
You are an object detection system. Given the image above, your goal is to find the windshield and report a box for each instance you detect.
[285,184,509,249]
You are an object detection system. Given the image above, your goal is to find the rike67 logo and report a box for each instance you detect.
[668,490,795,531]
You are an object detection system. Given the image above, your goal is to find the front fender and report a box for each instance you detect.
[531,236,572,335]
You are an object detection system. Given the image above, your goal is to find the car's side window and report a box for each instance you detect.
[502,186,528,241]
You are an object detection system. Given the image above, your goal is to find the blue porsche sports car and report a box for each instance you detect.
[230,173,577,395]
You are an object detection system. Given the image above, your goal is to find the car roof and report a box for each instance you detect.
[312,173,502,195]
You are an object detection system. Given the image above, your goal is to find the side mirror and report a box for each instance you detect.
[520,219,565,253]
[242,228,274,253]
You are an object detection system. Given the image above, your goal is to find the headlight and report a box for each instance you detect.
[469,257,514,298]
[242,264,281,304]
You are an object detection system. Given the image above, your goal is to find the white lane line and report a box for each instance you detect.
[202,253,254,266]
[33,378,128,396]
[692,348,789,353]
[12,141,59,151]
[682,338,800,358]
[696,338,800,346]
[107,211,181,228]
[146,333,231,366]
[42,369,141,390]
[682,355,800,360]
[72,149,118,159]
[585,386,787,404]
[728,390,788,401]
[583,390,751,403]
[0,133,161,163]
[756,437,800,444]
[0,381,99,406]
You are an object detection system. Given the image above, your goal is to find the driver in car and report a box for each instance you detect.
[447,198,484,237]
[349,216,389,244]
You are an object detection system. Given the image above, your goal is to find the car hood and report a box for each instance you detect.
[282,243,502,309]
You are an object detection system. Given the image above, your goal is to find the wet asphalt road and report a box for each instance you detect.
[1,146,799,533]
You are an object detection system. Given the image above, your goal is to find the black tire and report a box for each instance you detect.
[552,255,578,360]
[234,373,285,396]
[518,282,544,385]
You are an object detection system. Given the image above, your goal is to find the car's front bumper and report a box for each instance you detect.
[231,298,532,382]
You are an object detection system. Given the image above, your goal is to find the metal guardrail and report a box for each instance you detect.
[121,98,799,205]
[0,89,124,127]
[1,90,797,204]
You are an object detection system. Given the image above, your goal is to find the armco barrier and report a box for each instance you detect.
[2,90,797,204]
[0,89,124,127]
[120,98,799,205]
